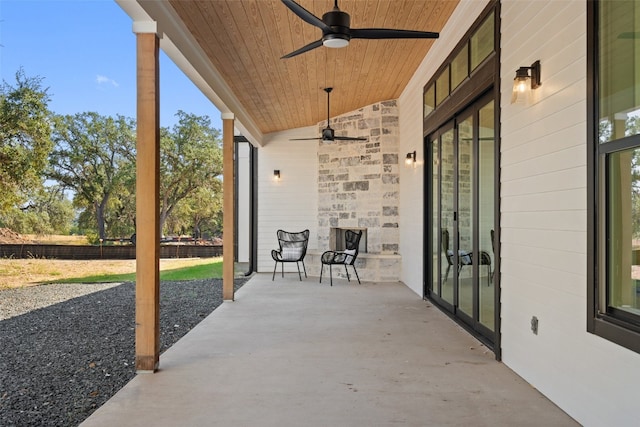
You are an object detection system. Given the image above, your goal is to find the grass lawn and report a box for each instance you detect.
[0,258,222,289]
[53,260,223,284]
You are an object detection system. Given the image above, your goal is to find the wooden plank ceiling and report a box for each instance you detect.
[166,0,459,134]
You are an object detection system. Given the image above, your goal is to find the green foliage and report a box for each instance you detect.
[1,68,225,239]
[48,112,136,240]
[84,231,99,245]
[159,111,223,236]
[0,69,53,216]
[1,185,74,234]
[166,185,222,237]
[627,115,640,238]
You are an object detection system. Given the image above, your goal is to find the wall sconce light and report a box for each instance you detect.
[511,60,541,104]
[405,151,417,166]
[273,169,281,181]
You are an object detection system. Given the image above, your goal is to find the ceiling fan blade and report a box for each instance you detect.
[333,136,368,141]
[281,0,329,31]
[290,137,323,141]
[351,28,439,40]
[281,39,323,59]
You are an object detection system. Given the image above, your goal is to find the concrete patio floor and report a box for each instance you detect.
[81,273,577,427]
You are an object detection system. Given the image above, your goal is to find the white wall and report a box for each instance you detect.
[257,127,319,273]
[398,0,490,296]
[500,1,639,425]
[397,0,640,424]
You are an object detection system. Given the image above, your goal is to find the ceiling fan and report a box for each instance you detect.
[281,0,440,59]
[290,87,368,143]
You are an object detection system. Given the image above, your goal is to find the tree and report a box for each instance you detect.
[159,111,223,235]
[103,167,136,240]
[627,115,640,238]
[48,112,136,240]
[167,184,222,239]
[2,185,74,235]
[0,69,53,216]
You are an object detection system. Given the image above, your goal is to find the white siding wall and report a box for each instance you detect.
[501,1,639,425]
[257,127,319,273]
[397,0,640,424]
[398,0,490,296]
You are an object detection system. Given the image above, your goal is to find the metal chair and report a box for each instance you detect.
[320,229,362,286]
[271,229,310,281]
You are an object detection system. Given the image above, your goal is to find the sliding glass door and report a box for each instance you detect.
[426,92,497,344]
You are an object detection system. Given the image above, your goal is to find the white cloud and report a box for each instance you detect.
[96,75,119,87]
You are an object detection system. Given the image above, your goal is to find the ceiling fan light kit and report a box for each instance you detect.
[281,0,439,58]
[323,35,350,49]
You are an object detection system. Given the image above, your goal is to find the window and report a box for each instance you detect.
[589,0,640,353]
[424,84,435,118]
[470,12,494,70]
[423,6,496,120]
[451,44,469,90]
[436,66,450,107]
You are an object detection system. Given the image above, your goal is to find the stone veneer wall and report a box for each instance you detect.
[317,99,400,256]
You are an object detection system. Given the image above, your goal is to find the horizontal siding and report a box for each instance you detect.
[500,187,585,212]
[257,129,318,273]
[501,165,586,196]
[501,1,640,426]
[500,210,586,232]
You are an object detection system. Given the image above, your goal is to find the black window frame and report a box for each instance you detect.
[587,0,640,354]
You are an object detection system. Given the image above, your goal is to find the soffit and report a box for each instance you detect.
[142,1,459,135]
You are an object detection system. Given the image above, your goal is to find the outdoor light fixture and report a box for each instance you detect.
[511,60,541,104]
[273,170,281,181]
[405,151,417,166]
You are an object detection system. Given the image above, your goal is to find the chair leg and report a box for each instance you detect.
[344,264,351,282]
[272,261,278,281]
[319,263,324,283]
[329,265,333,286]
[301,260,307,278]
[351,265,361,284]
[281,262,284,278]
[487,264,492,287]
[444,264,451,283]
[296,262,302,281]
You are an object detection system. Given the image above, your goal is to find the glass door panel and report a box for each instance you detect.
[431,140,440,296]
[440,129,455,305]
[479,100,495,331]
[425,93,497,345]
[458,116,474,317]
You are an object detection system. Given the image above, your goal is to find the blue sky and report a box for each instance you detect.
[0,0,222,130]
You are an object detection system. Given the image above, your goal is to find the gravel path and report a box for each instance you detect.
[0,278,247,427]
[0,283,124,321]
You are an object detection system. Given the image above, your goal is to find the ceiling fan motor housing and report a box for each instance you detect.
[322,10,351,45]
[322,128,335,142]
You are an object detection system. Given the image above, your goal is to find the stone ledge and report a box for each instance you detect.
[305,250,401,282]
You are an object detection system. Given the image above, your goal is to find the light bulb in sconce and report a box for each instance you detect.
[511,60,541,104]
[405,151,417,166]
[273,170,281,181]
